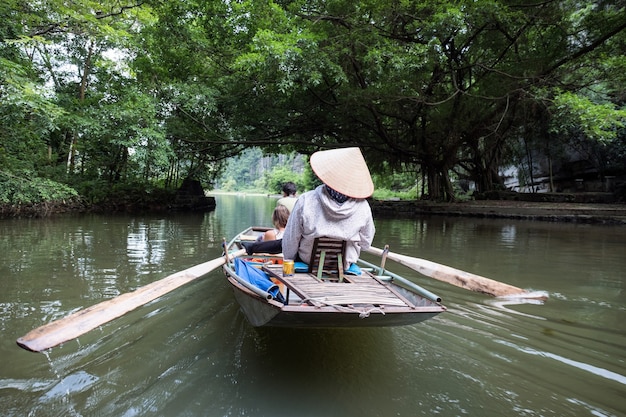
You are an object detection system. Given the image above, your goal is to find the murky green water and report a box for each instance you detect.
[1,195,624,416]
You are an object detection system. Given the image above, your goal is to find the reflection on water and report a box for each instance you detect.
[39,370,99,402]
[499,224,517,248]
[0,195,624,417]
[496,339,626,385]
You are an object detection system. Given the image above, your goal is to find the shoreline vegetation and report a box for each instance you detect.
[2,190,624,225]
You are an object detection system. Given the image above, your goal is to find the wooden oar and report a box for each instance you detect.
[17,249,246,353]
[365,246,528,297]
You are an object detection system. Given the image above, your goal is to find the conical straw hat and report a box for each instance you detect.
[309,147,374,198]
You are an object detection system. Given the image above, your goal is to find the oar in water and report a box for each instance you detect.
[16,249,246,353]
[365,246,533,297]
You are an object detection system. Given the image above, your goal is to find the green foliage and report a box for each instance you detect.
[220,176,238,192]
[71,179,111,204]
[1,0,625,212]
[551,92,626,144]
[0,55,66,175]
[301,157,323,192]
[372,187,417,201]
[216,148,308,193]
[0,171,78,204]
[371,163,418,192]
[264,166,304,194]
[216,148,264,192]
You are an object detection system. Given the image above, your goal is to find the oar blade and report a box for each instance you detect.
[395,253,525,297]
[17,250,244,353]
[365,246,528,297]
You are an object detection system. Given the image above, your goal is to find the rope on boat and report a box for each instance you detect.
[358,307,385,318]
[300,297,386,318]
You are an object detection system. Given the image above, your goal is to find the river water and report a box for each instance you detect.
[0,195,624,417]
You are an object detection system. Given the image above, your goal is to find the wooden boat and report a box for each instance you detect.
[222,227,446,328]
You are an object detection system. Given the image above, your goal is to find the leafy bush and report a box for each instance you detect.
[372,187,416,201]
[0,171,78,204]
[264,166,304,194]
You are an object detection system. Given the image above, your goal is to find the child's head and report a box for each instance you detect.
[273,204,290,228]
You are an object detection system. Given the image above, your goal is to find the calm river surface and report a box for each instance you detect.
[1,195,624,417]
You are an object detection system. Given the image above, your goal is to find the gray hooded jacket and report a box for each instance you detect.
[282,185,375,267]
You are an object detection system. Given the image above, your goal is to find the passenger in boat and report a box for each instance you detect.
[282,147,375,272]
[276,181,298,213]
[243,205,290,266]
[260,204,290,241]
[241,205,290,255]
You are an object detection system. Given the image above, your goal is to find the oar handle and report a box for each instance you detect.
[380,244,389,272]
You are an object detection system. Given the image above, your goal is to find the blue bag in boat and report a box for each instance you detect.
[295,261,309,273]
[234,258,286,303]
[291,261,361,275]
[346,263,362,275]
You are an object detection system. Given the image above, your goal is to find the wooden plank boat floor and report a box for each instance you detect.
[263,265,408,307]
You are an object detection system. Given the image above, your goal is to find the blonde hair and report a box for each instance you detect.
[273,204,290,229]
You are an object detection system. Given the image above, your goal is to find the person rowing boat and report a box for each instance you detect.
[282,147,375,273]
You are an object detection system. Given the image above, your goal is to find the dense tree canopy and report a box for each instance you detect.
[1,0,624,207]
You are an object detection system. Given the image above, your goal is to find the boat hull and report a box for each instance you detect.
[227,276,441,328]
[223,227,446,328]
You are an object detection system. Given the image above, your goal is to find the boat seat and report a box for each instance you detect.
[308,237,347,282]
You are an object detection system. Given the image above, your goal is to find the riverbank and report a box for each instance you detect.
[223,191,626,225]
[370,199,626,225]
[2,192,625,225]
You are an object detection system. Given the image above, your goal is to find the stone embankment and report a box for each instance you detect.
[370,200,626,225]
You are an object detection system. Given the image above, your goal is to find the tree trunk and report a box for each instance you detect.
[424,163,454,202]
[67,42,93,174]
